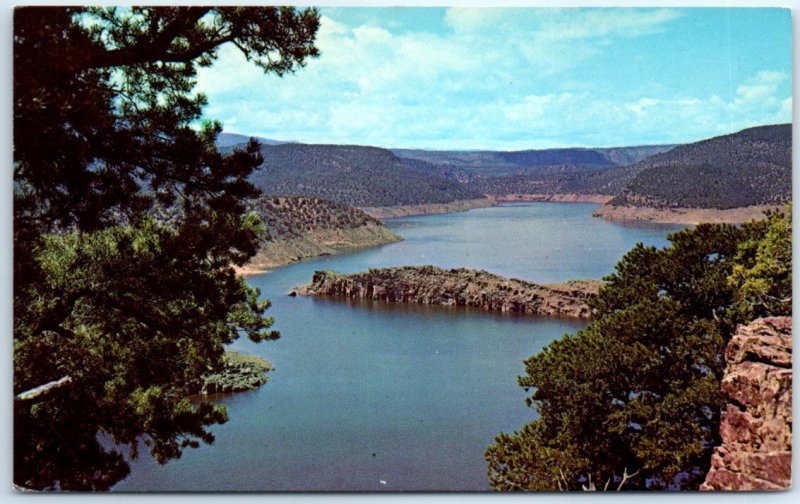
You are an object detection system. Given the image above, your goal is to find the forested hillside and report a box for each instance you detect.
[609,124,791,209]
[393,145,674,198]
[253,196,386,239]
[249,143,483,207]
[393,144,673,181]
[233,124,790,211]
[464,164,644,196]
[242,196,401,271]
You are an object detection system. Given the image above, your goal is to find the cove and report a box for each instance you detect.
[114,203,682,491]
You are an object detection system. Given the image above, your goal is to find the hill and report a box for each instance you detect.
[607,124,791,209]
[463,164,645,197]
[240,196,401,272]
[393,144,674,181]
[248,143,485,208]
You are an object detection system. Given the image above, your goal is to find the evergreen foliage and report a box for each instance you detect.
[485,207,792,491]
[13,6,319,490]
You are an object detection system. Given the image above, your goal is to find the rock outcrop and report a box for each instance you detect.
[294,266,600,318]
[701,317,792,491]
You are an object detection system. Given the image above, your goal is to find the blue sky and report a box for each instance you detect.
[197,7,792,150]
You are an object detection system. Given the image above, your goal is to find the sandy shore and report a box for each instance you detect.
[361,197,495,219]
[593,204,781,225]
[492,193,614,204]
[234,225,402,276]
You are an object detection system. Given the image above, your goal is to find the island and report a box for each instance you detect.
[293,266,600,318]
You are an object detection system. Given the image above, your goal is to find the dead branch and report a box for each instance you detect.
[15,376,73,402]
[617,467,640,491]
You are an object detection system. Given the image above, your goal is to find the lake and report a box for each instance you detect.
[114,203,682,492]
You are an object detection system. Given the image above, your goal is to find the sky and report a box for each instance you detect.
[196,7,793,150]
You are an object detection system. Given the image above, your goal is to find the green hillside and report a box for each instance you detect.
[244,196,401,271]
[252,196,386,239]
[249,144,483,207]
[393,144,674,180]
[610,124,791,208]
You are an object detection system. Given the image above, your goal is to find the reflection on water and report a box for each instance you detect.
[115,203,682,492]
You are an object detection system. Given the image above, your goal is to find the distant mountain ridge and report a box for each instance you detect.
[393,144,675,180]
[217,132,289,147]
[221,124,791,213]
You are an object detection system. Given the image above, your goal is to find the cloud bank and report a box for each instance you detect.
[197,8,792,149]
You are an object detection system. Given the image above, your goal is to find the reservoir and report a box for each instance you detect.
[115,203,682,491]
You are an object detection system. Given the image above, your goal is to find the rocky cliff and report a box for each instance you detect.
[701,317,792,491]
[294,266,600,318]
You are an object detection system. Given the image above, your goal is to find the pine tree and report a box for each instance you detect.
[486,210,791,491]
[13,6,319,490]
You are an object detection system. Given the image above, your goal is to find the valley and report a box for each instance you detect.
[222,123,790,226]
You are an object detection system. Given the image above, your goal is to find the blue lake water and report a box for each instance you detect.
[114,203,682,492]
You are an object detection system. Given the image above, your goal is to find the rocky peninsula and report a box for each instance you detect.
[294,266,600,318]
[593,203,780,225]
[237,196,401,274]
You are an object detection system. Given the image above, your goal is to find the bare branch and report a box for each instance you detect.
[617,467,640,491]
[16,376,73,401]
[558,468,570,491]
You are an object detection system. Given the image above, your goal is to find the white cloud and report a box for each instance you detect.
[494,72,791,148]
[443,7,681,40]
[779,97,792,118]
[194,10,789,150]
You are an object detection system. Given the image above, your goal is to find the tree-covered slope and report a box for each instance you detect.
[249,143,483,207]
[243,196,401,271]
[464,164,645,196]
[610,124,791,209]
[251,196,386,239]
[394,144,673,197]
[393,144,674,181]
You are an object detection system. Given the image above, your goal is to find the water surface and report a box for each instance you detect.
[115,203,681,491]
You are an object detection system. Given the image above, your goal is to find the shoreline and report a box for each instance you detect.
[231,198,782,277]
[360,197,495,219]
[492,193,614,204]
[592,204,781,225]
[235,224,402,276]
